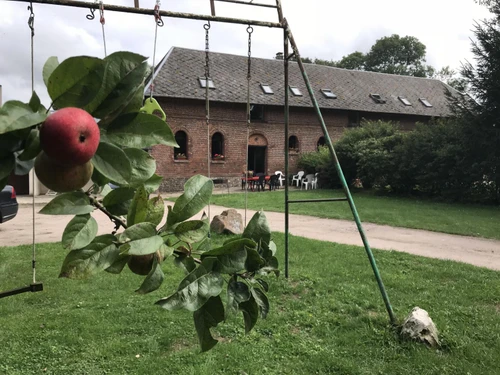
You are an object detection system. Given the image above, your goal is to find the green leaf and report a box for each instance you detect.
[117,222,162,256]
[251,288,270,319]
[144,195,165,227]
[105,112,177,148]
[136,257,165,294]
[156,265,223,312]
[127,185,148,226]
[18,129,41,161]
[119,235,164,256]
[43,56,59,87]
[201,238,254,274]
[255,278,269,292]
[121,84,145,115]
[105,255,129,274]
[62,214,98,250]
[59,234,120,279]
[144,173,163,194]
[91,167,111,187]
[102,187,136,216]
[39,192,94,215]
[0,154,15,181]
[239,295,259,333]
[167,175,213,227]
[28,91,41,112]
[174,254,197,274]
[89,52,148,119]
[243,211,271,245]
[91,142,132,185]
[47,55,104,110]
[193,296,224,352]
[245,248,266,273]
[123,148,156,187]
[173,220,209,243]
[0,133,23,158]
[226,280,251,318]
[14,154,34,175]
[0,100,47,135]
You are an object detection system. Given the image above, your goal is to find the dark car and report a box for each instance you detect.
[0,185,19,223]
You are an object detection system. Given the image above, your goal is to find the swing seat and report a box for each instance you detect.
[0,282,43,299]
[140,97,167,121]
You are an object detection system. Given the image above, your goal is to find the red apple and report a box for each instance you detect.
[40,107,100,165]
[35,151,94,192]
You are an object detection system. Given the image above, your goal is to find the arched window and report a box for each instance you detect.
[288,135,299,152]
[317,136,325,150]
[174,131,187,159]
[212,132,224,160]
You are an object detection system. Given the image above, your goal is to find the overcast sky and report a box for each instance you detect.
[0,0,492,106]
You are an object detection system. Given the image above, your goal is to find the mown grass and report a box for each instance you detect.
[1,235,499,374]
[201,189,500,239]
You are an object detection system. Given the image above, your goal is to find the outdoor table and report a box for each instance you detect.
[241,175,270,191]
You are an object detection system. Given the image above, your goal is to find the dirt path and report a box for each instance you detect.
[2,202,500,271]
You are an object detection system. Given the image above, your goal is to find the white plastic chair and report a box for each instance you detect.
[301,174,315,190]
[291,171,304,187]
[275,171,285,187]
[312,173,319,189]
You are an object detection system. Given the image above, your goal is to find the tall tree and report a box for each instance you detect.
[334,52,366,70]
[364,34,433,77]
[452,0,500,201]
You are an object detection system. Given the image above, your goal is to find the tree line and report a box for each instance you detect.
[297,0,500,204]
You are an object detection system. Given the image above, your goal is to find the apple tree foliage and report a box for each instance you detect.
[0,52,279,352]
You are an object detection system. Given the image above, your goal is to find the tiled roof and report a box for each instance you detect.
[148,47,457,117]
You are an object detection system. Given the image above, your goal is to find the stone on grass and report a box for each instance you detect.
[401,306,440,348]
[210,209,243,235]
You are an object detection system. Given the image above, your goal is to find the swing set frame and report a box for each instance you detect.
[2,0,396,325]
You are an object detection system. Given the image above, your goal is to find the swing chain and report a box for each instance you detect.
[204,21,211,81]
[98,0,105,25]
[27,2,35,37]
[154,0,164,27]
[247,25,253,80]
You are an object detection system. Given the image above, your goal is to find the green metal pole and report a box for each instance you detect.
[284,27,290,279]
[283,20,396,325]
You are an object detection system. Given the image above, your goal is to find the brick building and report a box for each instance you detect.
[147,47,457,192]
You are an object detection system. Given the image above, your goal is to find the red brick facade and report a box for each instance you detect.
[153,97,429,192]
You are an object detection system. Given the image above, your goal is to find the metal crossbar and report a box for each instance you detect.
[6,0,283,28]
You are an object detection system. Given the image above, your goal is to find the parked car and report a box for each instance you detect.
[0,185,19,223]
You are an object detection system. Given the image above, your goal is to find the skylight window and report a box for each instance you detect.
[198,77,215,89]
[260,83,274,95]
[398,96,412,106]
[321,89,337,99]
[370,93,386,104]
[289,86,303,96]
[419,98,433,107]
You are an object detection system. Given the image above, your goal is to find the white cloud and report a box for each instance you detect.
[0,0,493,105]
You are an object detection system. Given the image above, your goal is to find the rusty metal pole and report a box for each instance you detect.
[283,19,396,325]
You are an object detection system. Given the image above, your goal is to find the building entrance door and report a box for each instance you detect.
[248,146,266,174]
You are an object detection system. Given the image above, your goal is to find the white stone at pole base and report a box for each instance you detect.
[401,307,440,348]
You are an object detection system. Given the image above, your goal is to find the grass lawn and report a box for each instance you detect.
[201,189,500,240]
[1,235,499,374]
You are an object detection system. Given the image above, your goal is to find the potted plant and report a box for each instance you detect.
[213,153,225,161]
[175,153,187,160]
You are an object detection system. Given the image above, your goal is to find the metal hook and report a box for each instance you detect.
[154,3,164,27]
[86,7,95,20]
[27,3,35,36]
[247,25,253,34]
[204,21,211,30]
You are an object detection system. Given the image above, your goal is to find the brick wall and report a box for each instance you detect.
[152,98,428,192]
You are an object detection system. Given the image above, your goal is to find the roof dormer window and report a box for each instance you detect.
[198,77,215,89]
[419,98,433,107]
[398,96,412,106]
[321,89,337,99]
[260,83,274,94]
[289,86,303,96]
[370,93,386,104]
